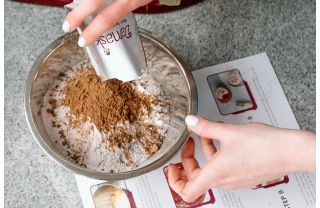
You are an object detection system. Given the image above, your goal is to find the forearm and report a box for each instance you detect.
[283,129,316,173]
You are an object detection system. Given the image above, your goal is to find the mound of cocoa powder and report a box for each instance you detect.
[61,67,154,132]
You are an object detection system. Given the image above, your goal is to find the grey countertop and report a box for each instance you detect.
[4,0,315,207]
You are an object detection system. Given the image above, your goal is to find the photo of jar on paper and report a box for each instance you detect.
[207,69,257,115]
[90,181,137,208]
[163,163,215,208]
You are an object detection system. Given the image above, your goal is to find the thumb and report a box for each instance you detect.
[185,115,231,141]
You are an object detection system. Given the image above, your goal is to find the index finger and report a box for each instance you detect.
[185,115,233,141]
[64,0,106,32]
[80,0,148,46]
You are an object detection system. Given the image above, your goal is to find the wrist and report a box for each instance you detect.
[283,129,315,173]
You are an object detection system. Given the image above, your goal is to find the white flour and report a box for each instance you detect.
[42,64,170,173]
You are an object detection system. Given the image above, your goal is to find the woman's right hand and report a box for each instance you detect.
[62,0,152,47]
[168,115,315,202]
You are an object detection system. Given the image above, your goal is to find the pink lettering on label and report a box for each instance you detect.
[124,25,132,38]
[106,33,113,44]
[96,24,132,50]
[96,36,107,45]
[113,31,121,41]
[120,27,126,39]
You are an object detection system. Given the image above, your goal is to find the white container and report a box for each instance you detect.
[65,1,146,82]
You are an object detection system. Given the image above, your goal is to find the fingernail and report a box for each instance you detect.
[78,37,86,47]
[62,21,70,33]
[185,115,198,127]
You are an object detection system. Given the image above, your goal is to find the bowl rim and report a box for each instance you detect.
[25,29,198,180]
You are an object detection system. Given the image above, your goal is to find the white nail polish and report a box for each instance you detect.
[185,115,198,127]
[78,37,86,47]
[62,21,70,33]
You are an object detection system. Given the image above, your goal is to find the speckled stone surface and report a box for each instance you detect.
[4,0,315,207]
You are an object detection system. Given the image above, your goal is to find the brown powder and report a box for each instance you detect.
[107,127,134,148]
[106,124,164,152]
[43,62,172,172]
[55,66,168,161]
[52,121,61,128]
[61,67,153,132]
[137,125,164,154]
[46,99,57,117]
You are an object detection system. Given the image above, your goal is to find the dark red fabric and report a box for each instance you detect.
[11,0,202,13]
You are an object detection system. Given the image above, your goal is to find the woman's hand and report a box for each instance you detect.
[168,115,315,202]
[62,0,151,47]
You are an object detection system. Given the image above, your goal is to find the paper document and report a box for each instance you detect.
[75,53,315,208]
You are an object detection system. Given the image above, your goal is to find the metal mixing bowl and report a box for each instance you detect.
[25,29,197,180]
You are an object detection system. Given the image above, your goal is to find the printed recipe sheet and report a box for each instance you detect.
[75,53,316,208]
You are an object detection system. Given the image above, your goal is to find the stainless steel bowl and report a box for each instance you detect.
[25,29,197,180]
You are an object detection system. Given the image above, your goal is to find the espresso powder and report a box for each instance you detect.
[42,63,170,173]
[61,68,153,132]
